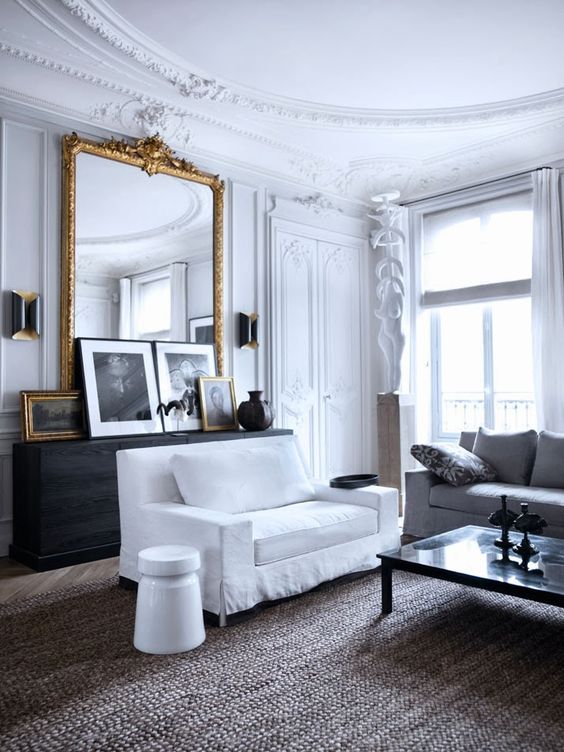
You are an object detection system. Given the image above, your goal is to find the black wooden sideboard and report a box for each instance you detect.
[11,428,292,571]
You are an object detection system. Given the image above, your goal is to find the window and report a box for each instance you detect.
[131,270,171,341]
[415,182,535,439]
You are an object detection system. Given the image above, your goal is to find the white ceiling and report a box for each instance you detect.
[75,152,213,276]
[3,0,564,202]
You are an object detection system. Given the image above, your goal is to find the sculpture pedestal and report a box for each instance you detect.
[377,393,416,515]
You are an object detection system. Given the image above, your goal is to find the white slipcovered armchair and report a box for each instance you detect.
[117,435,399,625]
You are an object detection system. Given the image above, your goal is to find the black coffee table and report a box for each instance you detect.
[377,525,564,614]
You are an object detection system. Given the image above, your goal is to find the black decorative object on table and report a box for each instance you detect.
[330,474,379,489]
[488,494,518,564]
[157,399,190,434]
[513,503,547,574]
[237,391,275,431]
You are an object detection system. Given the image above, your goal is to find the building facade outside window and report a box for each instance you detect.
[411,177,535,440]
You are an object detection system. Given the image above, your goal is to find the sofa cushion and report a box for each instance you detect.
[530,431,564,489]
[410,443,496,487]
[170,440,315,513]
[459,431,477,452]
[472,427,537,485]
[239,501,378,565]
[429,482,564,527]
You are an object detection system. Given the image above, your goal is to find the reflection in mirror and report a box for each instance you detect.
[75,154,213,342]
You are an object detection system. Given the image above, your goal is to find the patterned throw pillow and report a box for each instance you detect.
[410,443,497,487]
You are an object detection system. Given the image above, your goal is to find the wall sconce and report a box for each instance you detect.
[239,312,259,349]
[11,290,41,340]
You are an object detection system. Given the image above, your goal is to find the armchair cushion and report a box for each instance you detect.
[240,500,378,565]
[170,440,315,514]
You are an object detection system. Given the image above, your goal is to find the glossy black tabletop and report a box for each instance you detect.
[379,525,564,597]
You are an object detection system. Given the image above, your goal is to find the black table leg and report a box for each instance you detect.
[381,560,393,614]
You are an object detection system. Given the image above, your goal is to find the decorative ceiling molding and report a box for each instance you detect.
[3,1,564,203]
[77,184,211,246]
[90,99,193,147]
[294,194,343,216]
[60,0,564,132]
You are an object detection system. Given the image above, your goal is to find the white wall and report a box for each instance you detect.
[0,101,372,556]
[0,105,266,554]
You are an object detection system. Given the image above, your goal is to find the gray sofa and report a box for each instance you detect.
[403,429,564,540]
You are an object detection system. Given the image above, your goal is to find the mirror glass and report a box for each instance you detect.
[74,153,213,343]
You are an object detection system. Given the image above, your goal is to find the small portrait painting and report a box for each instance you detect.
[199,377,238,432]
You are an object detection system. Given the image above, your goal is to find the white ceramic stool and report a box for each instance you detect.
[134,544,205,654]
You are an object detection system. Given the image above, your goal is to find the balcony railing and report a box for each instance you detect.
[442,392,536,434]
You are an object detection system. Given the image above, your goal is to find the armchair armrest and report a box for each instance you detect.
[312,481,397,513]
[141,503,254,576]
[312,482,399,545]
[403,469,443,535]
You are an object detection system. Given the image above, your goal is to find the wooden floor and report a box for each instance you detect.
[0,533,416,605]
[0,556,119,604]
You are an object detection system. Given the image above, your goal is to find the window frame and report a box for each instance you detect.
[130,266,172,341]
[409,174,534,442]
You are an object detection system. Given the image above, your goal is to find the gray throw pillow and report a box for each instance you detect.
[530,431,564,488]
[472,427,537,485]
[410,443,497,487]
[459,431,477,452]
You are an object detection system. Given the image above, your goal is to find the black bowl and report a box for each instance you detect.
[329,474,379,489]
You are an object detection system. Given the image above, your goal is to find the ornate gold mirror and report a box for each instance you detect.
[60,132,224,389]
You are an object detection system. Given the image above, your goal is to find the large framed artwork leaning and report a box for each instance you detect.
[154,342,216,431]
[78,338,163,438]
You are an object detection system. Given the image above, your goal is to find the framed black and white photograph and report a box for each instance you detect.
[154,342,217,431]
[20,391,86,442]
[189,315,214,344]
[199,376,238,432]
[77,338,163,438]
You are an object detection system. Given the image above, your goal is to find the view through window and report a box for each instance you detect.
[419,189,535,439]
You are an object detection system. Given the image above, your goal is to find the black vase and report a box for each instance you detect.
[237,391,275,431]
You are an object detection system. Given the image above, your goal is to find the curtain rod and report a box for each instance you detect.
[402,166,549,206]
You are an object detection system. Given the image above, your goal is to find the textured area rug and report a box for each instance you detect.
[1,571,564,752]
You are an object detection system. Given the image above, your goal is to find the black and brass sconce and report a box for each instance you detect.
[11,290,41,340]
[239,312,259,349]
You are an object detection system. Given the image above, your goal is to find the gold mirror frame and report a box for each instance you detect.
[60,132,224,390]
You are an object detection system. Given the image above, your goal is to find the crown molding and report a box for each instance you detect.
[58,0,564,132]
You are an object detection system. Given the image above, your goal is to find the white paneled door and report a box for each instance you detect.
[271,225,365,479]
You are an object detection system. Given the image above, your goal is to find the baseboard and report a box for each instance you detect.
[9,542,121,572]
[0,519,11,557]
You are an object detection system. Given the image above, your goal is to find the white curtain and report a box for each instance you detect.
[118,277,132,339]
[170,262,188,341]
[531,168,564,431]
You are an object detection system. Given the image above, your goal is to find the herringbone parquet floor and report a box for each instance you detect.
[0,556,119,603]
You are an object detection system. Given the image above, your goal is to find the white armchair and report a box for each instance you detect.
[117,435,399,625]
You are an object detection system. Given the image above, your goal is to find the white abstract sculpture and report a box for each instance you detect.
[369,191,406,392]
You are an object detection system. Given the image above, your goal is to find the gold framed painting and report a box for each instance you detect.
[20,391,86,442]
[198,377,238,432]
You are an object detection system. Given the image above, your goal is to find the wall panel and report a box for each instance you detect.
[1,121,47,413]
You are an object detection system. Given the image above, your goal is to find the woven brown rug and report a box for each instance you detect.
[1,571,564,752]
